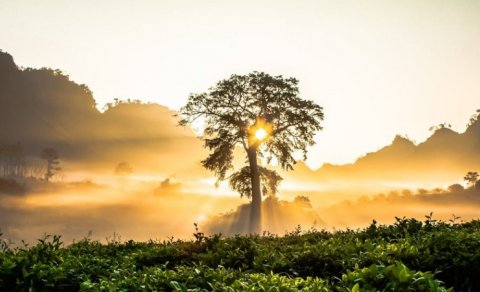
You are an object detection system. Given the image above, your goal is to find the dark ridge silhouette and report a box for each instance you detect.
[0,50,204,175]
[0,50,98,156]
[356,135,416,166]
[319,184,480,229]
[1,49,479,187]
[286,116,480,185]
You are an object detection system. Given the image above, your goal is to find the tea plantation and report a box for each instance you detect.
[1,216,479,291]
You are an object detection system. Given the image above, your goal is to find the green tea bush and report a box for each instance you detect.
[1,217,479,291]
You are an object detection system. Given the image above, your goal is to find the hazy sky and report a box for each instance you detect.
[1,0,479,168]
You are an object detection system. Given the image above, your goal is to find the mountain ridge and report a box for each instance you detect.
[287,116,480,184]
[1,50,478,183]
[0,50,204,175]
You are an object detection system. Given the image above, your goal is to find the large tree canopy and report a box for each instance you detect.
[179,71,324,233]
[179,72,323,177]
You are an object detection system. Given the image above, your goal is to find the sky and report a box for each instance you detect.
[1,0,479,169]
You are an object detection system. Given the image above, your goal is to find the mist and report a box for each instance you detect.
[0,177,244,244]
[318,186,480,230]
[2,172,479,245]
[1,50,480,244]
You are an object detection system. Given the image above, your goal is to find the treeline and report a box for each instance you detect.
[0,142,56,181]
[0,142,26,177]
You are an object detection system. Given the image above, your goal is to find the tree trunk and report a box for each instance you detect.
[46,160,51,182]
[247,146,262,234]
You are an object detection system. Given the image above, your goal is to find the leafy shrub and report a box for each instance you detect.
[2,217,479,290]
[339,262,450,292]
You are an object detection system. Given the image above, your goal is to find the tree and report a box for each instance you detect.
[429,123,452,132]
[467,109,480,127]
[0,142,26,178]
[178,72,324,233]
[464,171,479,189]
[293,195,313,208]
[41,148,61,182]
[115,162,133,176]
[447,183,465,193]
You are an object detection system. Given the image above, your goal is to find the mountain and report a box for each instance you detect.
[288,117,480,185]
[1,49,478,184]
[0,50,204,176]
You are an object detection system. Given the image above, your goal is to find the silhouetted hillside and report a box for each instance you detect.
[0,51,98,154]
[286,114,480,185]
[319,184,480,229]
[1,49,478,184]
[0,50,204,175]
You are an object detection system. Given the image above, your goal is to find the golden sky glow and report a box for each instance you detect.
[1,0,479,168]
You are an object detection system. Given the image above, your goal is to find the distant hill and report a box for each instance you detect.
[287,113,480,185]
[0,50,205,176]
[1,49,478,183]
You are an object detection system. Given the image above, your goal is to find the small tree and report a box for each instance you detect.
[467,109,480,127]
[41,148,61,182]
[447,183,465,193]
[179,72,324,233]
[429,123,452,132]
[115,162,133,176]
[464,171,479,189]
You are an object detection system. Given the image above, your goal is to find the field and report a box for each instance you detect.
[1,216,479,291]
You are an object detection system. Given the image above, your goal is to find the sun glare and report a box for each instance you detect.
[255,128,267,140]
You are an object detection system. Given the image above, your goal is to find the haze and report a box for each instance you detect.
[1,0,480,167]
[1,1,480,244]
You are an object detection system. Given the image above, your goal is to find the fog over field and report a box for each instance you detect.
[1,50,480,244]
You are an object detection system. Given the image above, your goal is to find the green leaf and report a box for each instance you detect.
[351,283,360,292]
[398,268,409,283]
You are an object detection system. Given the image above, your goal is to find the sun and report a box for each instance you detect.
[248,119,272,146]
[255,128,267,140]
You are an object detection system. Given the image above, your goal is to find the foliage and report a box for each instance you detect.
[178,71,324,189]
[464,171,479,188]
[340,262,449,292]
[2,217,480,291]
[114,162,134,176]
[179,72,324,233]
[40,148,61,182]
[229,166,283,198]
[429,123,452,132]
[447,183,464,193]
[467,109,480,127]
[103,98,146,111]
[0,142,27,178]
